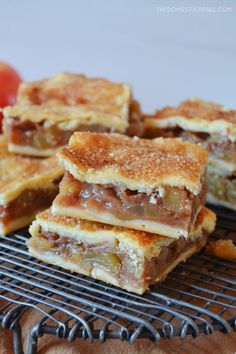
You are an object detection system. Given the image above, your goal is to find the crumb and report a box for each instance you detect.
[205,239,236,261]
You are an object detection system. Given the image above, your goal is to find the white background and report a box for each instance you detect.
[0,0,235,112]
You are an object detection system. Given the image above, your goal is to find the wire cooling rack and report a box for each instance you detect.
[0,208,235,354]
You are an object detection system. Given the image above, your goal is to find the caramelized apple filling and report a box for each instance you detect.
[57,173,206,230]
[0,185,59,225]
[29,230,207,289]
[5,117,110,150]
[208,172,236,205]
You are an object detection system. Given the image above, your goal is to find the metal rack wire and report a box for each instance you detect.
[0,208,235,354]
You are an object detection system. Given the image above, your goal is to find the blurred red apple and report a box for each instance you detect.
[0,62,22,132]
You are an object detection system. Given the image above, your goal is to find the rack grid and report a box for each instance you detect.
[0,208,235,354]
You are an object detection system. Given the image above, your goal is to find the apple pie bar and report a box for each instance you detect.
[0,136,63,235]
[144,98,236,210]
[28,207,216,294]
[3,73,142,157]
[52,132,208,238]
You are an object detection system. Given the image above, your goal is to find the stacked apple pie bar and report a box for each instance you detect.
[28,132,216,294]
[3,73,142,157]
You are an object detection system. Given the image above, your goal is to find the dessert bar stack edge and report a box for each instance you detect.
[28,132,216,294]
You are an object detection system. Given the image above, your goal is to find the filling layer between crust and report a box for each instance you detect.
[55,172,206,230]
[0,186,59,227]
[4,102,142,151]
[28,230,207,290]
[5,117,110,150]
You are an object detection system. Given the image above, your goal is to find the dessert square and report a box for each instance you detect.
[53,132,208,238]
[0,136,63,235]
[28,207,215,294]
[3,73,142,156]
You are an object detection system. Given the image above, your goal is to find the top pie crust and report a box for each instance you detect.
[57,132,208,195]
